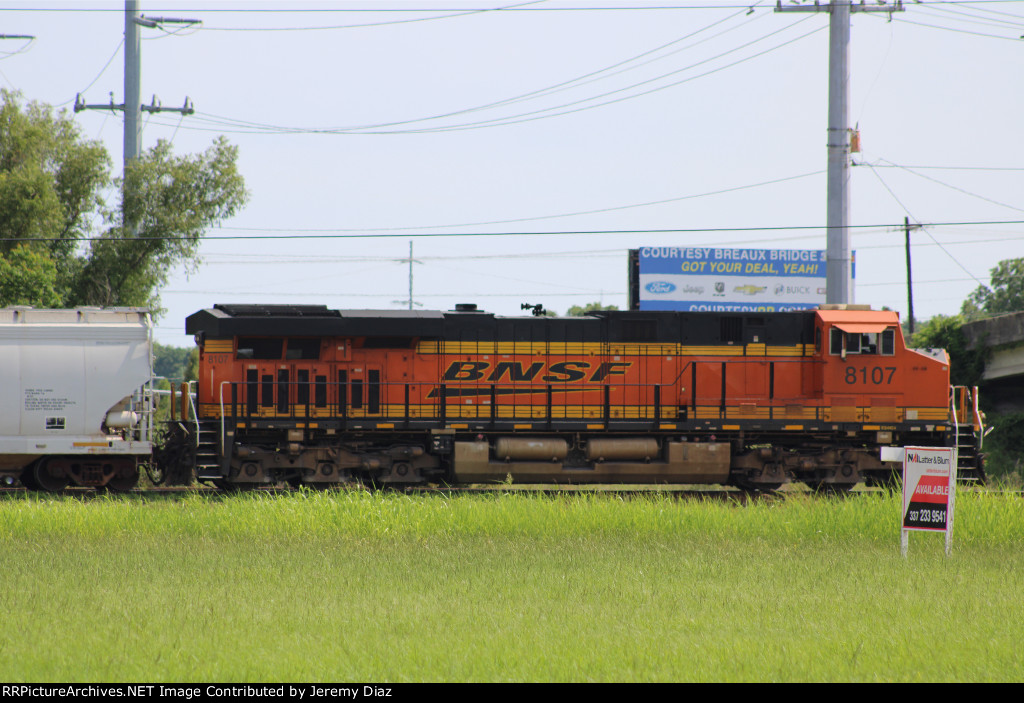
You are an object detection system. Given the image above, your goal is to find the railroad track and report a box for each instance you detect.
[0,484,892,499]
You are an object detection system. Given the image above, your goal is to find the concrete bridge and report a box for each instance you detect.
[962,312,1024,412]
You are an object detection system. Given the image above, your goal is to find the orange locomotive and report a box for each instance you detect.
[161,303,985,490]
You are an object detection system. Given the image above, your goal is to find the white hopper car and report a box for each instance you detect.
[0,308,155,491]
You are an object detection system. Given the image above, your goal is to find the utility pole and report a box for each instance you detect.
[904,216,921,335]
[74,1,199,179]
[775,1,903,305]
[123,0,142,171]
[392,241,423,310]
[408,241,414,311]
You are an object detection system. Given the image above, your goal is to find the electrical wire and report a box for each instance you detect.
[52,38,124,108]
[872,12,1024,41]
[877,158,1024,215]
[0,36,33,60]
[8,2,1024,13]
[855,162,1024,171]
[165,17,823,136]
[218,169,826,233]
[862,163,989,287]
[200,0,549,31]
[175,6,765,135]
[197,234,1024,265]
[4,219,1024,245]
[921,1,1024,29]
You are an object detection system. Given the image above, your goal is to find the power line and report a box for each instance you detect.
[870,12,1024,41]
[197,235,1024,264]
[162,17,824,135]
[4,218,1024,244]
[7,2,1024,12]
[182,6,765,134]
[855,162,1024,171]
[219,169,826,232]
[862,163,988,287]
[199,0,549,31]
[877,159,1024,215]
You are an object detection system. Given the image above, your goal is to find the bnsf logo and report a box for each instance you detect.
[443,360,631,383]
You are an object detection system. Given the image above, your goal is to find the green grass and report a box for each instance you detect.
[1,489,1022,682]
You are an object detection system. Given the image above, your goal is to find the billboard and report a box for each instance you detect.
[635,247,851,312]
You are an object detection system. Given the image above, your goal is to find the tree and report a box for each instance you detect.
[0,90,248,313]
[153,342,193,380]
[910,314,987,387]
[566,302,619,316]
[0,245,61,307]
[962,258,1024,320]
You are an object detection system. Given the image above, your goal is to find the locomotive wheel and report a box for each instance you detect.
[29,461,67,493]
[212,478,261,492]
[289,481,337,491]
[804,481,854,495]
[732,478,783,493]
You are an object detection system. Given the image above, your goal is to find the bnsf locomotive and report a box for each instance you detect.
[147,302,984,492]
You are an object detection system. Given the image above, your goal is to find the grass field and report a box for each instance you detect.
[1,488,1022,682]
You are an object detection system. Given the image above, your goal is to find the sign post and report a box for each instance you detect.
[900,446,957,556]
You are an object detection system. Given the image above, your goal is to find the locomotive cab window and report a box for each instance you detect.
[236,337,283,360]
[829,327,896,357]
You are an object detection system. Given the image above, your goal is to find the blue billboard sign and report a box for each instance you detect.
[637,247,851,312]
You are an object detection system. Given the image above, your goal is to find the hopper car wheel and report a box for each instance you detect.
[104,470,140,493]
[19,465,39,491]
[30,461,67,493]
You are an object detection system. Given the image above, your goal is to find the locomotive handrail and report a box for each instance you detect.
[210,376,952,429]
[218,381,232,457]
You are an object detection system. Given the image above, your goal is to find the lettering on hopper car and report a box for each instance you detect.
[442,360,631,383]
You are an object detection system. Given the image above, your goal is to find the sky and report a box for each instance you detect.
[1,0,1023,346]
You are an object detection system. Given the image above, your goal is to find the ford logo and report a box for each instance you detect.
[645,281,676,294]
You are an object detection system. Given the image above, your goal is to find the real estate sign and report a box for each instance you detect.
[900,446,957,556]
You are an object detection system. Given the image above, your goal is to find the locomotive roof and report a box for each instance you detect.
[187,304,820,346]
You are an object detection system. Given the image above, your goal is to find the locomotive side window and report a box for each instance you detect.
[829,328,843,355]
[829,327,896,356]
[236,337,283,360]
[881,329,895,355]
[285,338,320,360]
